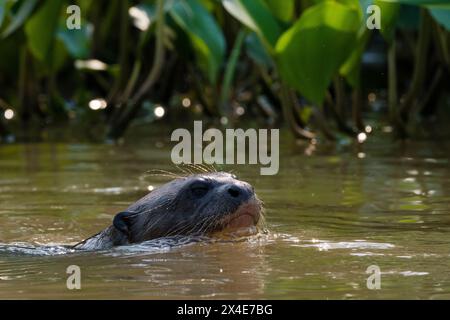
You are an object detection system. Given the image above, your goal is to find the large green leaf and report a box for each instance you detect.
[378,0,449,4]
[358,0,400,41]
[340,29,370,87]
[375,0,401,41]
[1,0,38,38]
[395,4,420,29]
[340,0,400,87]
[25,0,64,63]
[264,0,295,22]
[427,4,450,30]
[378,0,450,30]
[170,0,226,84]
[276,1,360,105]
[222,0,282,49]
[57,22,93,59]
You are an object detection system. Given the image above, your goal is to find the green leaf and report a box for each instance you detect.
[0,0,7,29]
[275,1,360,105]
[340,29,371,88]
[221,0,282,49]
[395,2,420,29]
[2,0,38,38]
[338,0,400,86]
[377,0,450,30]
[57,22,93,59]
[25,0,64,63]
[378,0,449,4]
[340,0,364,15]
[52,37,69,72]
[358,1,400,41]
[170,0,226,84]
[264,0,295,22]
[427,4,450,30]
[245,31,273,69]
[374,0,401,41]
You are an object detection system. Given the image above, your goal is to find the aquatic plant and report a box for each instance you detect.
[0,0,449,142]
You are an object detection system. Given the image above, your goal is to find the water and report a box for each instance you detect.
[0,129,449,299]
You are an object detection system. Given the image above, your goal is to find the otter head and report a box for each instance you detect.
[112,172,262,245]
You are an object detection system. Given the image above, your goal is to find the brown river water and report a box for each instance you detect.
[0,128,449,299]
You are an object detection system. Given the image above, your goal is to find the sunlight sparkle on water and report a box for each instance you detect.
[357,132,367,143]
[220,116,228,125]
[154,106,165,118]
[4,109,14,120]
[89,98,107,110]
[129,6,151,31]
[75,59,108,71]
[182,98,191,108]
[235,106,245,116]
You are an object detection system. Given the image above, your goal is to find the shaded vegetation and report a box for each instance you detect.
[0,0,449,143]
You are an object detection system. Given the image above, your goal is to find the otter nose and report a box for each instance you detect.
[227,186,241,198]
[225,183,253,202]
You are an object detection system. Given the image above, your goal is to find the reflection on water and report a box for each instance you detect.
[0,130,449,299]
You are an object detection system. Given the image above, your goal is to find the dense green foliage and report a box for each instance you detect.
[0,0,449,142]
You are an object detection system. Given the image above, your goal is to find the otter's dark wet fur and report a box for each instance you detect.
[73,170,263,250]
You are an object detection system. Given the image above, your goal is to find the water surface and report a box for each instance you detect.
[0,130,449,299]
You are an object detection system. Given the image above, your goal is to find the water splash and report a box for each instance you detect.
[0,242,74,256]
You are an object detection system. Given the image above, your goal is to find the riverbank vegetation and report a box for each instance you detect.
[0,0,449,143]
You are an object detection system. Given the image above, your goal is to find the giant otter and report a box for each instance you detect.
[74,172,262,250]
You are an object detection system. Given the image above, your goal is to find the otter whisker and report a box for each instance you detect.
[197,215,216,234]
[164,216,194,237]
[166,222,193,237]
[199,163,217,173]
[175,164,194,176]
[200,163,216,173]
[125,199,172,220]
[184,163,209,174]
[146,169,182,177]
[145,169,185,179]
[142,205,172,232]
[144,174,182,181]
[146,169,183,176]
[178,214,214,236]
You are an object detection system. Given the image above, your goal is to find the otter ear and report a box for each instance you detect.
[113,211,134,235]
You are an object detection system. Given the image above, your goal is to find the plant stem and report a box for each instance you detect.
[18,45,28,122]
[121,61,142,104]
[414,67,443,119]
[312,105,336,141]
[333,76,345,121]
[219,29,246,116]
[325,91,355,136]
[129,0,165,106]
[351,89,364,131]
[279,84,316,140]
[387,40,398,124]
[399,9,431,122]
[107,0,165,140]
[107,0,130,103]
[432,21,449,71]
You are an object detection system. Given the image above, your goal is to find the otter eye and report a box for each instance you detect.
[190,181,210,198]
